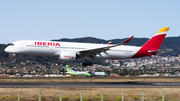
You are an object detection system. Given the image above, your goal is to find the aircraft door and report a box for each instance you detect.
[20,42,25,49]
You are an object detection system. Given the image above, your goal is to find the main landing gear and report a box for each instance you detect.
[82,60,93,67]
[82,62,93,67]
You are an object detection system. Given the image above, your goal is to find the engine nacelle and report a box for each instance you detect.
[59,51,77,61]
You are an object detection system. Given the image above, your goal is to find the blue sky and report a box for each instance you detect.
[0,0,180,44]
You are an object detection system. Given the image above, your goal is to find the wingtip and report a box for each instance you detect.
[123,36,134,43]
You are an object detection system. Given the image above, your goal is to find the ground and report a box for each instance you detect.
[0,77,180,101]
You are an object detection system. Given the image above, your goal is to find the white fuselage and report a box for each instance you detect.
[5,40,141,60]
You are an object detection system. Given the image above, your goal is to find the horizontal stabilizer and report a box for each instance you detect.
[148,49,173,53]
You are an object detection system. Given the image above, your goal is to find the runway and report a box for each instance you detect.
[0,82,180,88]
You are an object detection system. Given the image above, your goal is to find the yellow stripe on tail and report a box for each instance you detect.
[107,41,112,45]
[156,27,170,34]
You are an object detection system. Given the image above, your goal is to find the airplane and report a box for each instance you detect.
[65,65,108,77]
[4,27,171,67]
[66,65,92,76]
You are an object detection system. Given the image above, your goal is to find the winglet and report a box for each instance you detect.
[123,36,134,43]
[107,41,112,45]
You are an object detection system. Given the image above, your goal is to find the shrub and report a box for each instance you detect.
[130,94,139,100]
[145,98,150,101]
[94,95,101,101]
[115,96,122,101]
[75,96,90,101]
[83,96,90,101]
[173,98,177,101]
[1,96,8,100]
[10,95,18,101]
[62,96,72,101]
[156,95,162,100]
[75,96,80,101]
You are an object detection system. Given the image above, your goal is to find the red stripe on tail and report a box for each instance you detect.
[132,34,166,58]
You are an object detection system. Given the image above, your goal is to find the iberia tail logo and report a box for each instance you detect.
[132,27,170,58]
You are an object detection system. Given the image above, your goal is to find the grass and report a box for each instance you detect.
[156,95,162,100]
[0,87,179,101]
[62,96,72,101]
[0,96,8,100]
[115,96,122,101]
[0,77,180,100]
[130,94,139,100]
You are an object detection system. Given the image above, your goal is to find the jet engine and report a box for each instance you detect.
[59,51,77,61]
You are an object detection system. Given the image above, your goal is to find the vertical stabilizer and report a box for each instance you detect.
[132,27,170,58]
[141,27,170,50]
[66,65,75,73]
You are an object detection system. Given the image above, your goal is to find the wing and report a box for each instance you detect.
[78,36,134,57]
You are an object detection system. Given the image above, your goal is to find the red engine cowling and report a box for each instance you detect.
[59,51,77,61]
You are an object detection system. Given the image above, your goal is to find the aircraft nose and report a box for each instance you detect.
[4,47,9,52]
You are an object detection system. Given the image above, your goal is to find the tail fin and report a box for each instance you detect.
[132,27,170,58]
[107,41,112,45]
[66,65,75,73]
[142,27,170,50]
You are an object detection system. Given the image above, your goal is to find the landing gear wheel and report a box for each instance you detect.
[89,63,93,66]
[82,62,93,67]
[82,63,87,67]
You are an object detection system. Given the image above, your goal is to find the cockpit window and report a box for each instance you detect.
[8,43,14,46]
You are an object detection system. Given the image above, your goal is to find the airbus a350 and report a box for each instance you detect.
[5,27,171,66]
